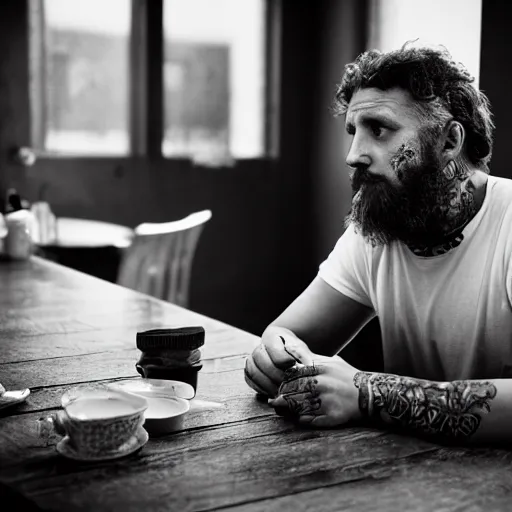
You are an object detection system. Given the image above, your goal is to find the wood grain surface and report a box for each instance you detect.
[1,257,511,512]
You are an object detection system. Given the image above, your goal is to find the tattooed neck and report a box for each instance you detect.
[436,161,482,234]
[353,372,497,442]
[406,163,488,256]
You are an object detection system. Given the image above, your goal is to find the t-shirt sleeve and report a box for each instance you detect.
[317,223,373,308]
[507,257,512,309]
[506,214,512,308]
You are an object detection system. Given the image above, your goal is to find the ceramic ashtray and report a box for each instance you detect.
[109,379,193,436]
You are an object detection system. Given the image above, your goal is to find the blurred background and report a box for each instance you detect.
[0,0,506,342]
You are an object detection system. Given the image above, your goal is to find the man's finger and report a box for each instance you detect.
[252,344,285,385]
[281,336,315,366]
[245,356,278,397]
[269,392,322,417]
[267,397,293,417]
[264,334,309,370]
[299,414,333,428]
[244,367,268,396]
[298,414,330,426]
[268,394,287,409]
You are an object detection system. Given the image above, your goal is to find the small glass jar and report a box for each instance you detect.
[135,327,205,395]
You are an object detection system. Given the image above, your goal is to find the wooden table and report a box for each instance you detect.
[1,258,511,512]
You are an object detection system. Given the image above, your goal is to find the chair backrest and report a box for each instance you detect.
[117,210,212,307]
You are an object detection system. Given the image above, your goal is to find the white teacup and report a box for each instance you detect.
[39,385,148,457]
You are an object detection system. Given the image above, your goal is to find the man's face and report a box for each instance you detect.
[344,87,447,246]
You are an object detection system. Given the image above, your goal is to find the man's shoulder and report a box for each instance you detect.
[489,174,512,195]
[481,175,512,241]
[338,223,390,266]
[486,174,512,210]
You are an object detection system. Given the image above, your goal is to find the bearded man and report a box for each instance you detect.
[244,44,512,445]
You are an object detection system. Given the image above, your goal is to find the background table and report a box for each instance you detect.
[0,258,511,511]
[37,217,134,283]
[50,218,134,249]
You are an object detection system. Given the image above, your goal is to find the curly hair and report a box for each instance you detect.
[334,44,495,171]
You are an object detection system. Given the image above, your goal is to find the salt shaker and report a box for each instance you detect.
[31,201,57,245]
[4,209,35,260]
[0,214,6,255]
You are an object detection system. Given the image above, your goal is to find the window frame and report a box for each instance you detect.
[29,0,280,161]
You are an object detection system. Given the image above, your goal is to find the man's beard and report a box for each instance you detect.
[345,138,451,247]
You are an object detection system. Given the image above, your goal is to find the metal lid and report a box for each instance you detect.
[136,327,205,350]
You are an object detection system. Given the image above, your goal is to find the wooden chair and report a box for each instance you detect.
[117,210,212,307]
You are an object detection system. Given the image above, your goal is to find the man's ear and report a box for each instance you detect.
[442,120,465,160]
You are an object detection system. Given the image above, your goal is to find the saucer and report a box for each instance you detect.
[0,388,30,411]
[110,378,195,400]
[56,427,149,462]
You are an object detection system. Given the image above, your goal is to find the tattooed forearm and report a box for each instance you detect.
[353,372,497,440]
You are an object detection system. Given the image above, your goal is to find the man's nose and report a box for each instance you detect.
[346,135,371,169]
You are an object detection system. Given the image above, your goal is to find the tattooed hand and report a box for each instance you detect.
[269,356,362,427]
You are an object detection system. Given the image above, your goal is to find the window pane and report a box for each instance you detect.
[369,0,482,86]
[163,0,265,161]
[29,0,131,155]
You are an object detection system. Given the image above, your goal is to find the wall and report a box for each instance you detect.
[368,0,482,86]
[309,0,367,265]
[0,2,31,197]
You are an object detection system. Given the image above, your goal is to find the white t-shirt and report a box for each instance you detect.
[318,175,512,382]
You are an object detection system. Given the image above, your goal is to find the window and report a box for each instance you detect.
[368,0,482,87]
[29,0,269,161]
[29,0,131,155]
[163,0,266,161]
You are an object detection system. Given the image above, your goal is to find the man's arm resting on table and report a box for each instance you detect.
[269,276,375,356]
[353,371,512,444]
[245,277,374,397]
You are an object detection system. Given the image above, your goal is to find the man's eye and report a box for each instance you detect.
[370,123,385,137]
